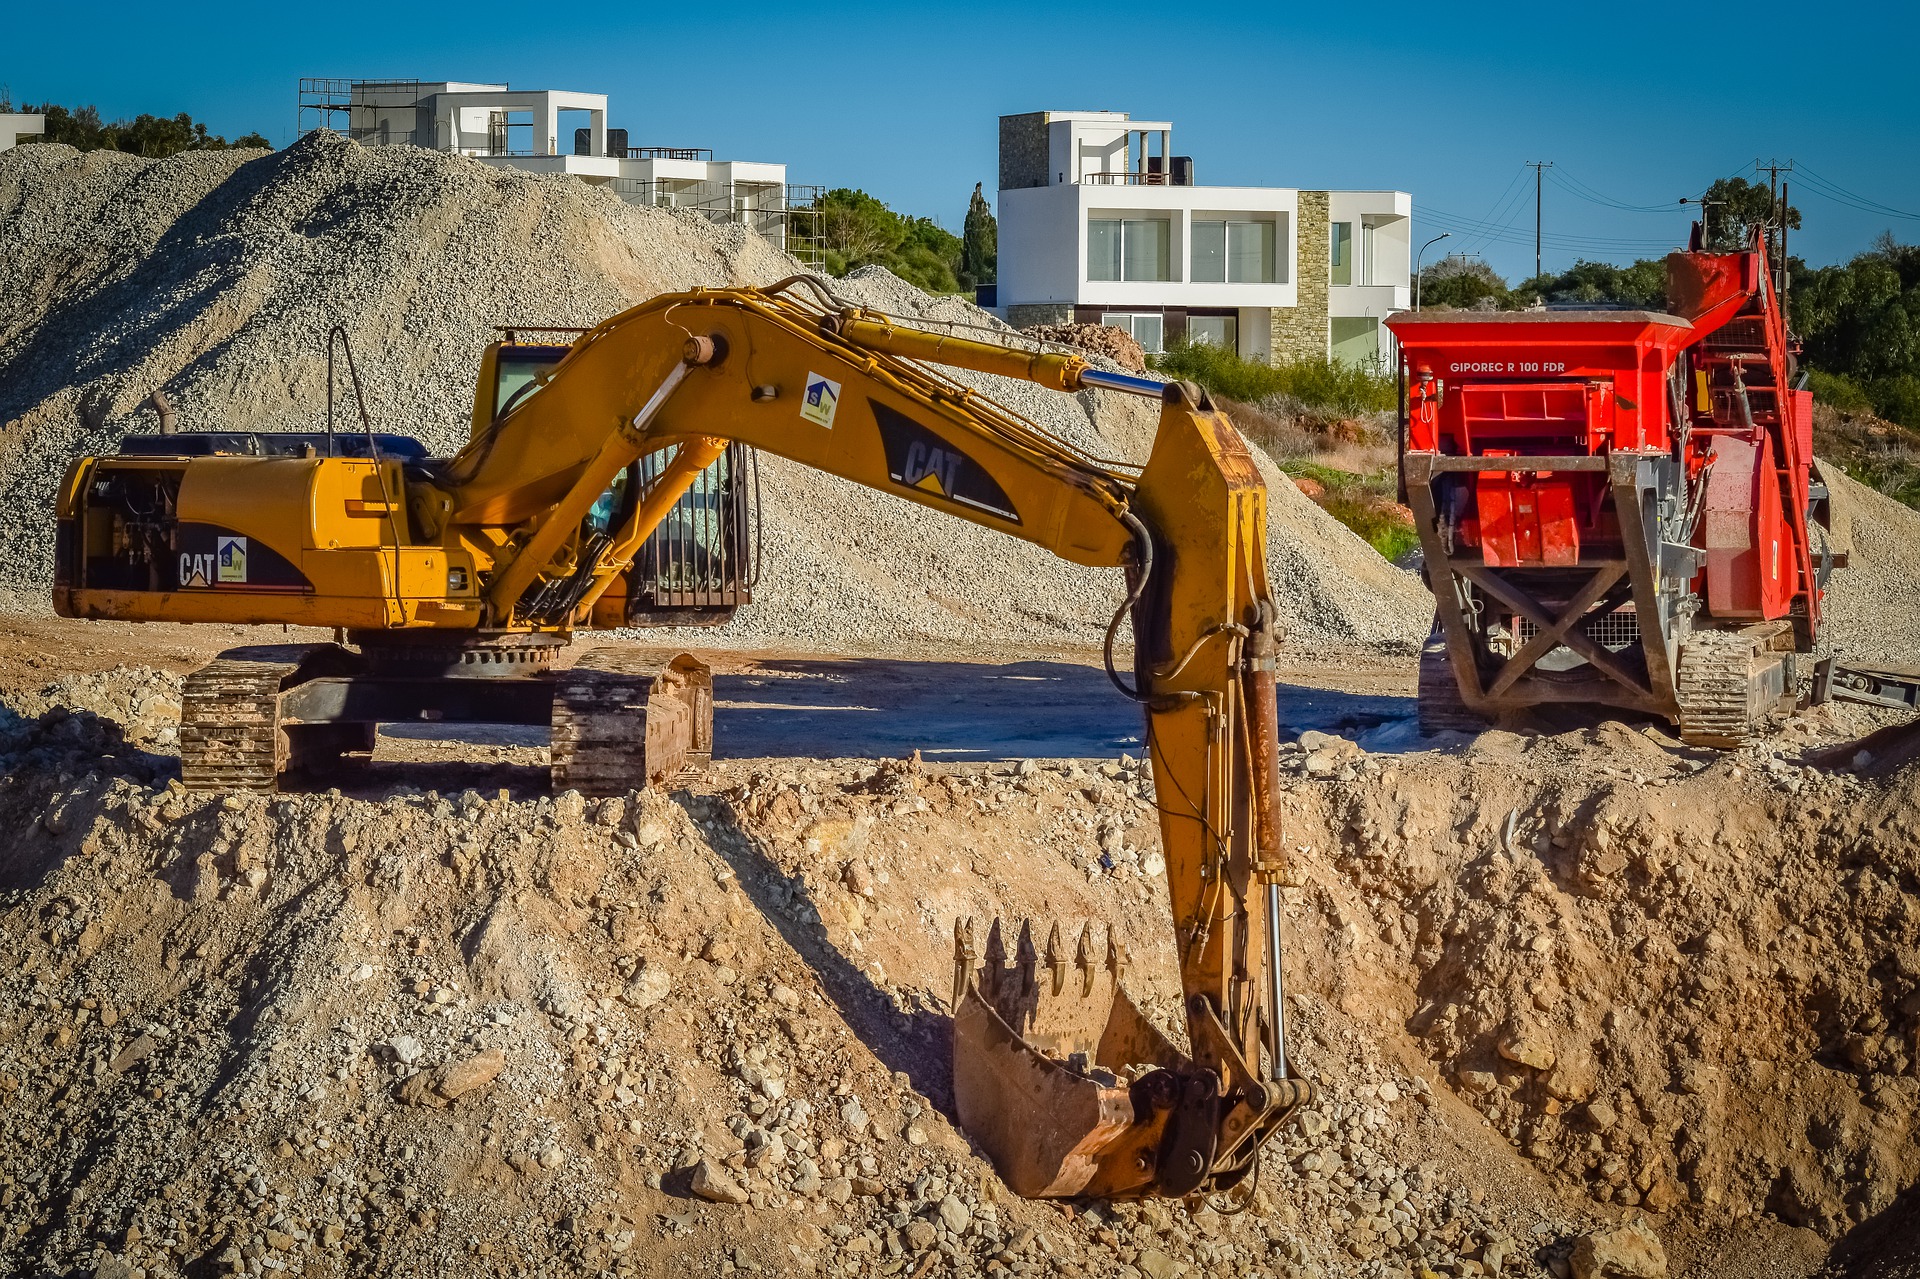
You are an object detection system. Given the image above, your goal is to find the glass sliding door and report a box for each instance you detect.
[1191,220,1226,282]
[1227,220,1276,283]
[1087,219,1122,282]
[1122,219,1170,282]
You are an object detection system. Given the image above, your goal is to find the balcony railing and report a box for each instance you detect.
[1077,170,1194,187]
[621,146,714,161]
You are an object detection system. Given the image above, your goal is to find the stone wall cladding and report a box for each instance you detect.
[999,114,1050,191]
[1271,190,1330,364]
[1007,302,1073,328]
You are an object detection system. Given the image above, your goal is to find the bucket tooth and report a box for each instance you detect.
[1108,933,1130,987]
[1045,921,1067,996]
[952,917,978,1011]
[1015,921,1039,998]
[1077,924,1096,997]
[984,919,1008,997]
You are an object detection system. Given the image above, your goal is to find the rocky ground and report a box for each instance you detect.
[0,616,1915,1279]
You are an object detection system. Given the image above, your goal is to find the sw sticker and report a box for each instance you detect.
[217,535,248,583]
[800,373,841,428]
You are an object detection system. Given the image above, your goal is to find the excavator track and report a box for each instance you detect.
[1416,637,1486,736]
[178,646,326,792]
[1675,632,1760,748]
[550,649,712,796]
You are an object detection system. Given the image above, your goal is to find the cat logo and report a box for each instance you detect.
[872,401,1020,524]
[901,438,962,499]
[800,372,841,428]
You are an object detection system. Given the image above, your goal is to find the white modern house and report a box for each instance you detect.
[994,110,1411,367]
[1,113,46,152]
[298,79,796,248]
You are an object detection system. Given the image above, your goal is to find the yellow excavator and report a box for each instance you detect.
[53,279,1310,1202]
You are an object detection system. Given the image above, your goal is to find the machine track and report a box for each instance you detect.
[178,646,329,792]
[550,649,711,797]
[1416,638,1487,736]
[1675,633,1759,748]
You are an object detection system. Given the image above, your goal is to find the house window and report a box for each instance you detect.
[1331,317,1380,368]
[1193,220,1276,283]
[1189,314,1238,351]
[1090,218,1173,283]
[1102,312,1165,354]
[1362,219,1377,286]
[1122,219,1170,281]
[1228,221,1275,283]
[1331,222,1353,286]
[1088,220,1122,281]
[1192,221,1226,283]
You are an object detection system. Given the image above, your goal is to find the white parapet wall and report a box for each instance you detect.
[1,114,47,152]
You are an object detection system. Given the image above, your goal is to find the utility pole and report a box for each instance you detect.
[1754,157,1795,292]
[1527,161,1553,279]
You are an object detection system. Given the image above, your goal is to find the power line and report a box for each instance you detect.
[1450,164,1532,257]
[1791,163,1920,221]
[1420,206,1679,251]
[1546,168,1681,215]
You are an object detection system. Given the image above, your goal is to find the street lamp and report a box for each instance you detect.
[1414,232,1452,311]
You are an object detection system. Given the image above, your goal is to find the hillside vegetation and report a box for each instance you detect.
[1150,341,1416,561]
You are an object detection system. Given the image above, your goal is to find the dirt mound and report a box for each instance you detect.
[0,136,1430,656]
[1017,323,1149,373]
[5,660,1915,1277]
[1277,721,1920,1247]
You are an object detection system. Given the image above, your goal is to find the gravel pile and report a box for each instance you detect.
[11,663,1912,1276]
[0,135,1431,656]
[1816,465,1920,667]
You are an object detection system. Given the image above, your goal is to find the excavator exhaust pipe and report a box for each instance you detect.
[951,918,1192,1199]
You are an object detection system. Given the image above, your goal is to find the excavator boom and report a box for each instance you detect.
[52,280,1310,1199]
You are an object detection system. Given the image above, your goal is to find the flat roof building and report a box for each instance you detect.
[298,79,801,251]
[994,110,1411,367]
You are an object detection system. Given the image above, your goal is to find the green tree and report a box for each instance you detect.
[1518,258,1668,309]
[815,188,964,293]
[1698,176,1799,251]
[1415,257,1509,310]
[960,183,996,291]
[8,101,270,157]
[1792,234,1920,425]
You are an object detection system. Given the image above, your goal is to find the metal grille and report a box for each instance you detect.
[1701,317,1768,354]
[1515,608,1640,650]
[627,443,759,613]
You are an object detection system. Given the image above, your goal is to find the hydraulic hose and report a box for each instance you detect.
[1104,511,1156,703]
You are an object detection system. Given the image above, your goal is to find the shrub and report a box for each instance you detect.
[1150,340,1396,416]
[1806,368,1873,413]
[1868,374,1920,429]
[1284,462,1418,561]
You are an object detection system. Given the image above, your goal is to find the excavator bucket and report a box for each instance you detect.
[951,918,1186,1199]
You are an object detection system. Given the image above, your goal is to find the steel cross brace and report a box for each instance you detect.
[1458,564,1650,699]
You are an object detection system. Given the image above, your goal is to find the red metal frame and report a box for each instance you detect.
[1385,228,1820,728]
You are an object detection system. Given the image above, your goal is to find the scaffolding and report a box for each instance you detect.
[298,78,432,145]
[613,180,824,264]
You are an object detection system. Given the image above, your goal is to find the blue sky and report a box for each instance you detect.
[7,0,1917,280]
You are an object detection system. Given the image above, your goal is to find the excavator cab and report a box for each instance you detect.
[478,331,760,628]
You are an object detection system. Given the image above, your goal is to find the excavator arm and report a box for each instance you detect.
[438,281,1310,1199]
